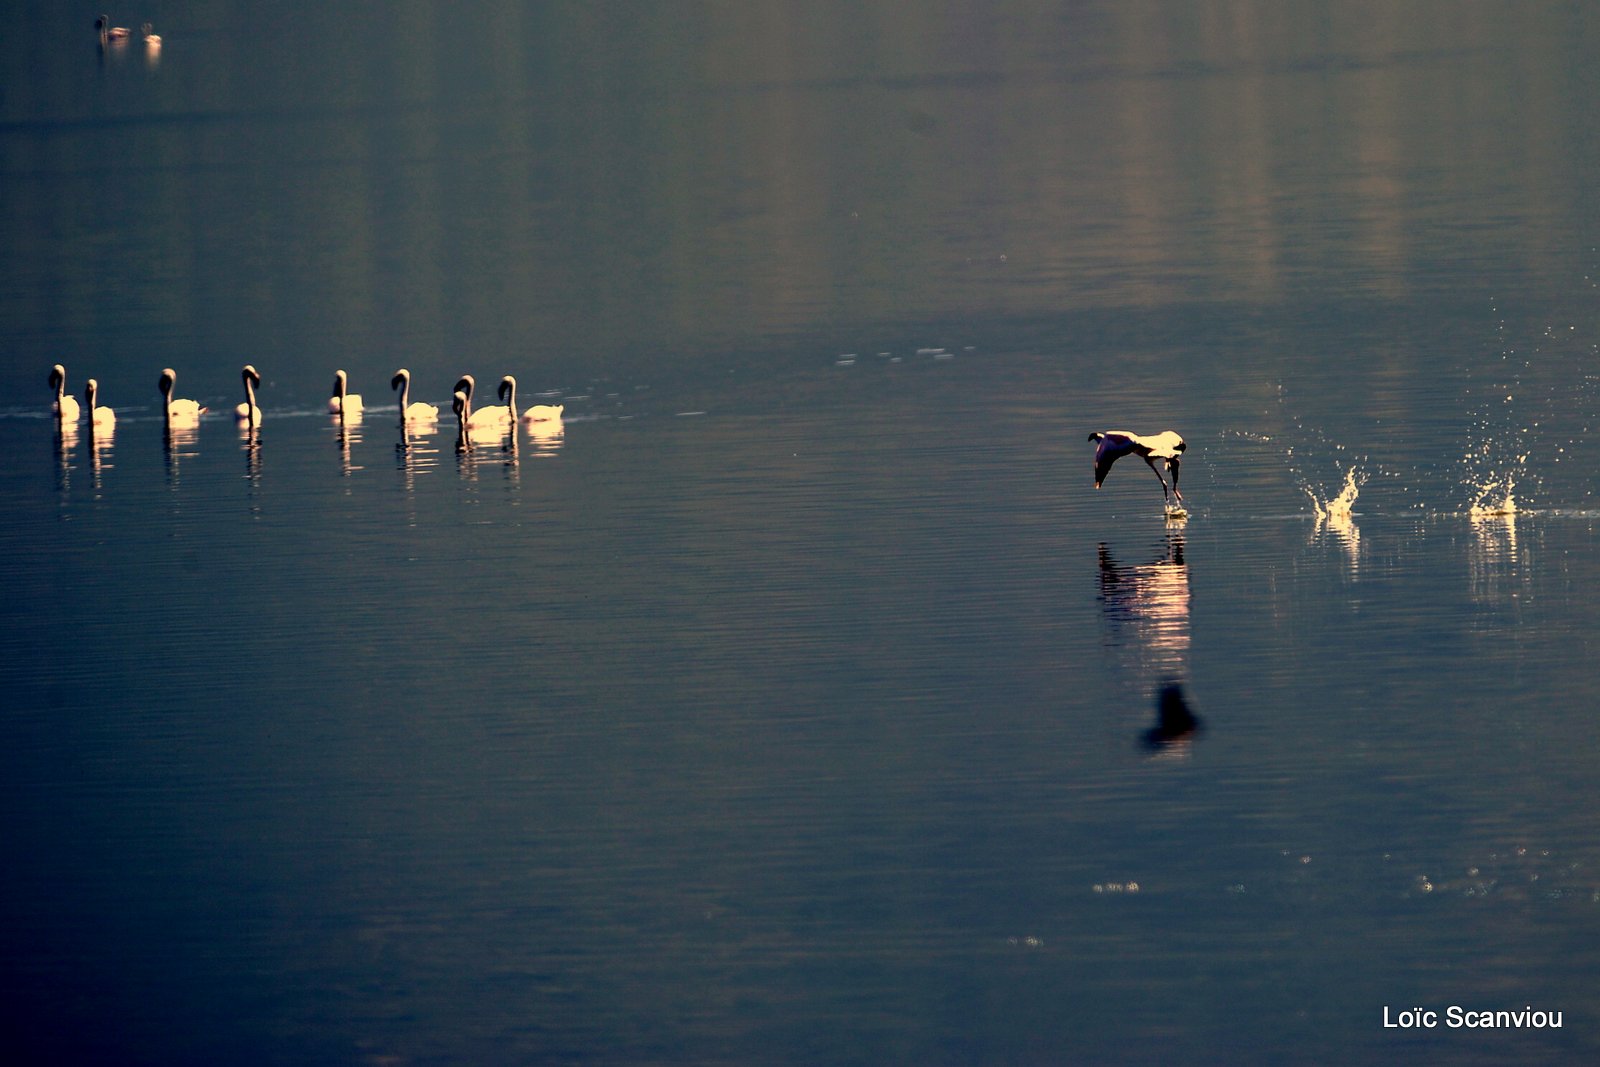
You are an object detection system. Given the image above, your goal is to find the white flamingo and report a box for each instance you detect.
[329,369,364,419]
[500,374,565,424]
[234,365,263,424]
[84,378,115,428]
[158,368,206,428]
[49,364,81,422]
[391,369,439,424]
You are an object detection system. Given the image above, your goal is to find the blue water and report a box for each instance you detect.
[4,3,1600,1064]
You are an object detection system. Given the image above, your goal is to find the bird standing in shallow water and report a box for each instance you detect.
[1088,430,1187,509]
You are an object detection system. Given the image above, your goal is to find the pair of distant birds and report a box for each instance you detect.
[95,15,159,48]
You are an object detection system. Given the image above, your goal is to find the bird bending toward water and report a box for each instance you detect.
[234,365,263,425]
[391,369,439,424]
[49,364,81,422]
[1088,430,1186,509]
[158,368,206,427]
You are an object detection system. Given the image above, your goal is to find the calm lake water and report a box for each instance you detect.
[4,3,1600,1064]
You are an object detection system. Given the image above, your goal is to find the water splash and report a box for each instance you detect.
[1303,464,1363,520]
[1468,475,1519,517]
[1304,465,1363,571]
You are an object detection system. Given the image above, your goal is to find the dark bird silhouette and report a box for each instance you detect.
[1088,430,1186,508]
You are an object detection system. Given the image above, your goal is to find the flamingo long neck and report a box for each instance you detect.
[244,376,257,425]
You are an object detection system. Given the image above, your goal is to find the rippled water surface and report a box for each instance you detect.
[4,3,1600,1064]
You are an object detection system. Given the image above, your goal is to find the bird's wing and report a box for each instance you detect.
[1093,432,1141,486]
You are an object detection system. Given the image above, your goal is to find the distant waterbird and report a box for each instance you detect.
[49,364,81,423]
[234,365,263,425]
[329,369,363,420]
[158,368,206,428]
[84,378,115,428]
[499,374,565,425]
[95,15,131,45]
[1088,430,1187,510]
[142,22,160,47]
[391,369,439,424]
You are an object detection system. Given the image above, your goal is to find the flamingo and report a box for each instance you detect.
[95,15,131,45]
[501,375,565,424]
[84,378,115,428]
[1088,430,1187,509]
[158,368,206,427]
[391,369,439,424]
[329,369,364,420]
[234,365,263,425]
[49,364,81,422]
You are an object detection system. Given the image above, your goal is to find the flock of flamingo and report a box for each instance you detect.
[45,363,565,449]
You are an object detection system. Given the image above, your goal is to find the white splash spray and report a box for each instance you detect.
[1305,465,1363,521]
[1468,472,1520,517]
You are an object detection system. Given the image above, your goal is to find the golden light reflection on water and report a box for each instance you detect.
[239,423,262,491]
[524,421,565,458]
[53,422,79,496]
[162,423,200,487]
[1096,532,1201,753]
[1307,466,1363,574]
[395,422,445,493]
[336,420,365,478]
[86,423,113,493]
[1469,510,1524,608]
[1097,532,1191,687]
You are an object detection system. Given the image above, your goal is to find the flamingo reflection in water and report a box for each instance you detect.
[1096,531,1202,751]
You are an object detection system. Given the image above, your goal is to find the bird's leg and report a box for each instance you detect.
[1145,457,1173,502]
[1168,458,1183,506]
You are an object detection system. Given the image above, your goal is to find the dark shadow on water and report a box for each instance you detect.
[1144,681,1202,752]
